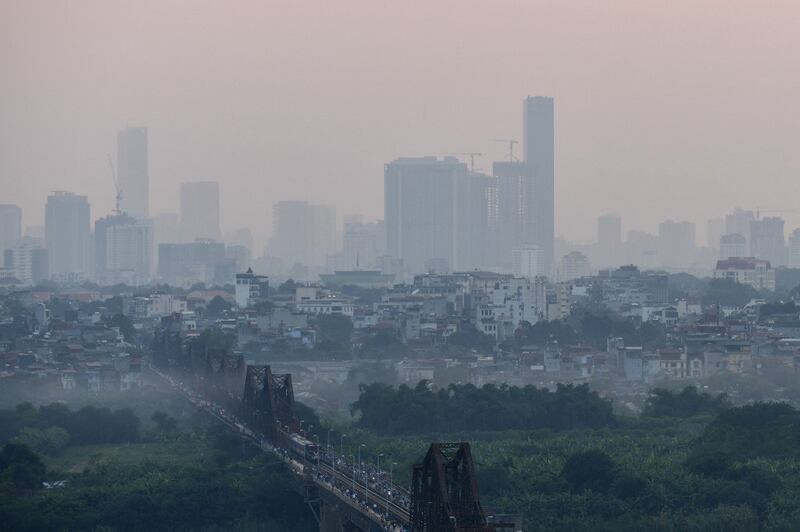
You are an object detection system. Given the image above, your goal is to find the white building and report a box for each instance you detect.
[106,221,152,286]
[512,245,545,278]
[235,268,269,308]
[560,251,591,281]
[713,257,775,291]
[296,297,354,317]
[719,233,747,259]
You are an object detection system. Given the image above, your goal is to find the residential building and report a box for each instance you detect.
[3,244,48,285]
[789,229,800,269]
[0,204,22,255]
[105,220,152,285]
[714,257,775,291]
[750,217,785,267]
[658,220,695,268]
[117,127,149,218]
[492,161,528,269]
[707,218,725,250]
[158,241,225,286]
[523,95,555,273]
[384,156,492,274]
[235,268,269,308]
[45,192,91,278]
[269,200,337,267]
[341,219,385,270]
[512,245,545,278]
[719,233,747,259]
[180,181,221,241]
[725,208,755,251]
[560,251,591,281]
[597,214,622,267]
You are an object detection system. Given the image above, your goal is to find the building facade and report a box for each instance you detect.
[117,127,149,218]
[45,192,91,278]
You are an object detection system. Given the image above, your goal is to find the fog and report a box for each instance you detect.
[2,0,800,246]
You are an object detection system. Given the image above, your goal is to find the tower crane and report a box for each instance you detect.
[443,152,482,172]
[491,138,519,162]
[107,154,123,215]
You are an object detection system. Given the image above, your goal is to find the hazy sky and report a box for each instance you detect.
[2,0,799,249]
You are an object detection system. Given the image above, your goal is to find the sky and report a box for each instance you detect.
[2,0,800,249]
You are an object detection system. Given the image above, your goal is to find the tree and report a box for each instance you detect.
[151,411,178,432]
[12,427,70,455]
[702,278,760,307]
[0,443,46,491]
[561,450,618,493]
[643,386,730,418]
[205,296,232,318]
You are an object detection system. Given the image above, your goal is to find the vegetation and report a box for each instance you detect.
[643,386,730,418]
[351,381,614,434]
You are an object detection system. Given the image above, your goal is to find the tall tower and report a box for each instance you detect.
[523,96,555,274]
[180,181,221,241]
[597,214,622,267]
[45,192,91,277]
[117,127,149,218]
[0,204,22,255]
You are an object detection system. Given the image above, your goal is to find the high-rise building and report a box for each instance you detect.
[788,229,800,269]
[342,220,386,270]
[523,95,555,273]
[725,208,755,252]
[95,213,136,283]
[269,201,338,267]
[492,161,528,269]
[45,192,91,278]
[0,204,22,255]
[117,127,149,218]
[750,217,785,267]
[707,218,725,250]
[105,221,152,285]
[3,244,48,285]
[154,213,182,244]
[597,214,622,267]
[719,233,747,259]
[512,245,545,278]
[658,220,695,268]
[384,156,492,273]
[560,251,591,281]
[158,241,225,286]
[180,181,221,241]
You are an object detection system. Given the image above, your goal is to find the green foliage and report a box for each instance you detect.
[351,382,614,434]
[561,449,617,493]
[643,386,730,418]
[515,319,577,346]
[702,278,761,307]
[151,411,177,432]
[106,313,136,342]
[693,402,800,461]
[12,426,70,455]
[447,324,496,352]
[312,313,353,346]
[0,443,46,491]
[0,403,141,446]
[204,296,232,318]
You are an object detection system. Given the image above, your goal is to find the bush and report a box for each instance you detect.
[561,450,618,494]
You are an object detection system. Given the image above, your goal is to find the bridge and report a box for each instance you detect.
[151,324,513,531]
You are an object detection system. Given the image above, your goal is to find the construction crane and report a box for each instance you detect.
[491,138,519,162]
[107,154,123,214]
[443,152,482,172]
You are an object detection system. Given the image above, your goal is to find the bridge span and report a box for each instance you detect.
[150,325,513,531]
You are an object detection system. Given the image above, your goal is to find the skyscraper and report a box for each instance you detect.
[269,201,337,267]
[95,213,151,285]
[707,218,725,250]
[725,208,755,252]
[658,220,696,268]
[180,181,221,241]
[45,192,91,278]
[750,217,785,267]
[523,96,555,273]
[597,214,622,267]
[384,156,492,273]
[492,161,527,268]
[788,229,800,269]
[0,204,22,255]
[117,127,149,218]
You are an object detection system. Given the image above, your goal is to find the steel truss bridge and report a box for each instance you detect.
[149,332,511,531]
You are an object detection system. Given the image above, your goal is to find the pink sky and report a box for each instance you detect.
[2,0,799,247]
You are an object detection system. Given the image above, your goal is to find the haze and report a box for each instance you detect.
[1,0,799,246]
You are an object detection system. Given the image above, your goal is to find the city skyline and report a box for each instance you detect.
[3,2,800,244]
